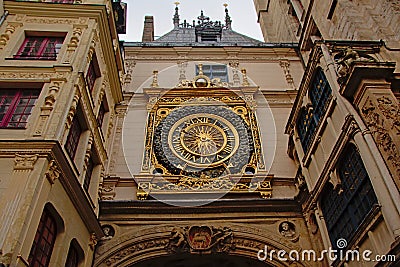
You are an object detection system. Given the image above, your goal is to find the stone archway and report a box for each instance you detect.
[94,224,312,267]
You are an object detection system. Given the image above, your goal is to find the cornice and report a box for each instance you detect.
[123,46,300,60]
[100,198,302,216]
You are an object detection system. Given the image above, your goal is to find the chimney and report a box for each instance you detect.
[142,16,154,42]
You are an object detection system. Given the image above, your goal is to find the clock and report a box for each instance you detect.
[153,105,254,178]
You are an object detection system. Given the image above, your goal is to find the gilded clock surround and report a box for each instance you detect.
[138,73,269,199]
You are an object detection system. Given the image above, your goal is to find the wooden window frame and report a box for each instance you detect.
[0,88,40,128]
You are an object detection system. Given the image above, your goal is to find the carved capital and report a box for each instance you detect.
[14,154,39,171]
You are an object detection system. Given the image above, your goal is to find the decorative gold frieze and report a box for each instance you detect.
[45,160,61,185]
[137,176,272,200]
[14,154,39,171]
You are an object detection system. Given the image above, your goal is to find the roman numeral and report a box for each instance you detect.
[199,156,211,164]
[223,144,233,153]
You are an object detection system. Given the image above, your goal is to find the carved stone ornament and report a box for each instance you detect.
[278,221,299,242]
[99,183,116,200]
[89,233,98,250]
[333,46,378,85]
[166,226,235,254]
[14,154,39,171]
[100,225,115,241]
[361,96,400,186]
[45,160,61,185]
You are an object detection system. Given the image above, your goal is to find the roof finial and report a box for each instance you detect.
[224,3,232,30]
[173,2,180,29]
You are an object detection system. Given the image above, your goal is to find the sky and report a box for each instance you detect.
[118,0,264,42]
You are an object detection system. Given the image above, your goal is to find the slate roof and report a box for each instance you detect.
[147,8,264,47]
[153,27,263,46]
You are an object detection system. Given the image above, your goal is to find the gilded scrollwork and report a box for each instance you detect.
[137,176,272,200]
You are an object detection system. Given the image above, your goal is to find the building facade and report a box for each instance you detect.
[0,0,125,266]
[0,0,398,266]
[254,0,400,266]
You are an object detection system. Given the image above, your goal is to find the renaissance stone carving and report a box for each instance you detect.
[279,221,299,242]
[99,182,116,200]
[45,160,61,185]
[361,96,400,186]
[101,225,115,241]
[0,22,22,50]
[89,233,98,250]
[14,154,39,171]
[279,59,296,89]
[334,47,378,84]
[166,226,235,254]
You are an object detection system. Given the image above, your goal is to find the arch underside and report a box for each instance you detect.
[94,224,310,267]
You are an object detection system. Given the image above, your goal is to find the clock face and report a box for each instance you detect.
[169,113,239,168]
[153,105,254,178]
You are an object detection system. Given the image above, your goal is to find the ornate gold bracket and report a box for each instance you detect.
[136,175,273,200]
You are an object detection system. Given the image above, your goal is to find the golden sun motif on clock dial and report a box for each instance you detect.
[181,123,226,156]
[169,114,239,168]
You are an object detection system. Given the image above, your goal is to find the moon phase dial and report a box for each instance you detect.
[153,105,254,178]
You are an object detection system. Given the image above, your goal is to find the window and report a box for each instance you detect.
[97,99,107,129]
[0,89,40,128]
[297,67,331,152]
[83,156,94,192]
[65,244,79,267]
[86,55,100,93]
[15,36,64,60]
[28,209,57,267]
[321,144,378,248]
[65,113,82,159]
[309,68,332,122]
[196,64,228,82]
[297,107,317,152]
